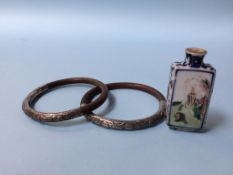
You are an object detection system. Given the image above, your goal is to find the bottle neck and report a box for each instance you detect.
[184,48,207,68]
[185,53,204,68]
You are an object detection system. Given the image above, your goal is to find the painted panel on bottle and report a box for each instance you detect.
[169,70,214,129]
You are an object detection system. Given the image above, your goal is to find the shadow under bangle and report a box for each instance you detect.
[22,77,108,122]
[81,82,166,130]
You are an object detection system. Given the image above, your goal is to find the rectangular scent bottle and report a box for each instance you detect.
[167,48,216,132]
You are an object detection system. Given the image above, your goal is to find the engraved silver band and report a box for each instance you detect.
[81,82,166,130]
[22,77,108,122]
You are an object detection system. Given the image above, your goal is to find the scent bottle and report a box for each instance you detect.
[167,48,216,131]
